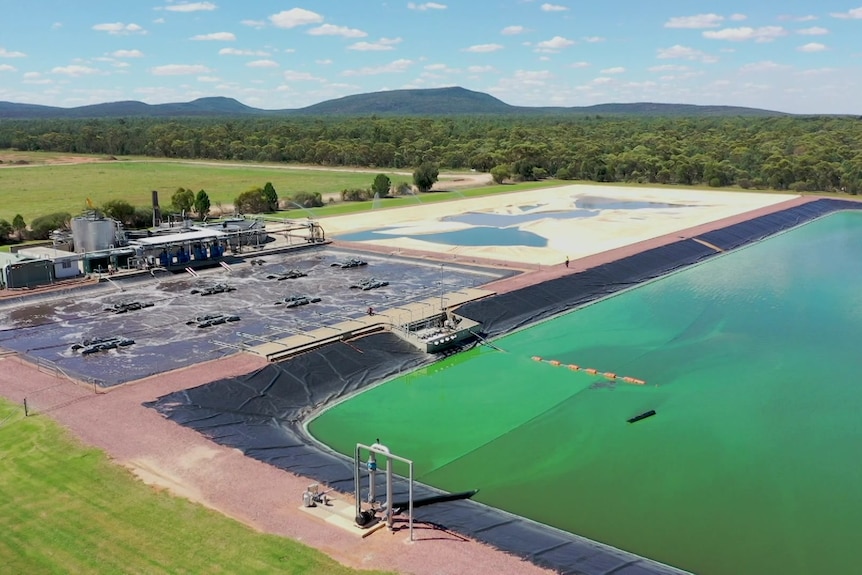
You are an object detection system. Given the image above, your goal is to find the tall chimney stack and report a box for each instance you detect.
[152,190,161,227]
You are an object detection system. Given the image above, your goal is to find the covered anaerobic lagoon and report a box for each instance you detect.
[309,211,862,575]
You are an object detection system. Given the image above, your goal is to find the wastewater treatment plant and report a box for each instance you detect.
[4,184,861,575]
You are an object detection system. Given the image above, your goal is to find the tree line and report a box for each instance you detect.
[2,115,862,193]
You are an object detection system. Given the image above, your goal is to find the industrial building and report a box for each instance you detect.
[0,209,327,292]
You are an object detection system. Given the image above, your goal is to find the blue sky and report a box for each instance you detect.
[1,1,861,113]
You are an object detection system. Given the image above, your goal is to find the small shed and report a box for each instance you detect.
[0,252,54,289]
[18,246,84,280]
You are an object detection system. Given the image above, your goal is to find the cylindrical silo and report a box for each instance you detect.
[71,216,119,253]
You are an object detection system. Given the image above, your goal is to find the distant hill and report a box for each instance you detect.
[0,97,263,119]
[296,86,515,115]
[0,86,785,119]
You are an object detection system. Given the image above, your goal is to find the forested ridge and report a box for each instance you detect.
[2,114,861,193]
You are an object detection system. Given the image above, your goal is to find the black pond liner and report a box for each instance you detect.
[148,198,862,575]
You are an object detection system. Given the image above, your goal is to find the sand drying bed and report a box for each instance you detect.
[324,184,797,266]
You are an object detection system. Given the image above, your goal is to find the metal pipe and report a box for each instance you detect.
[386,458,393,529]
[368,450,377,503]
[353,444,361,520]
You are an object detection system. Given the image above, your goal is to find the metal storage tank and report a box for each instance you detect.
[71,216,119,253]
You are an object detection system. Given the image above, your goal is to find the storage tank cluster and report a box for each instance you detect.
[71,215,125,253]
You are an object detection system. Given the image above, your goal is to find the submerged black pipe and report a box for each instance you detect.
[627,409,656,424]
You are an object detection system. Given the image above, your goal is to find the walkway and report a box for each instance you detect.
[249,287,494,361]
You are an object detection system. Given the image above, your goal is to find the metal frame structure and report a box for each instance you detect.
[354,442,414,541]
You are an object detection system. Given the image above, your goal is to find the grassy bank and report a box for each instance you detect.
[0,398,390,575]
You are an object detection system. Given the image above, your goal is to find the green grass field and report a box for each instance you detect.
[2,149,804,234]
[0,152,558,224]
[0,398,391,575]
[0,157,414,223]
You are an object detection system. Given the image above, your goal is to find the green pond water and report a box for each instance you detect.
[309,211,862,575]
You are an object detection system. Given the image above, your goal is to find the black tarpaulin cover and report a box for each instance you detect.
[148,331,687,575]
[457,238,716,338]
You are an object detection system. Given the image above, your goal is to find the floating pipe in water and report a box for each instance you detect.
[627,409,656,424]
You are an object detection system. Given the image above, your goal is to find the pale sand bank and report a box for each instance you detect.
[320,184,797,266]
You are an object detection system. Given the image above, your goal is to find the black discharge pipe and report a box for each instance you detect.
[355,490,479,527]
[627,409,657,424]
[390,489,479,514]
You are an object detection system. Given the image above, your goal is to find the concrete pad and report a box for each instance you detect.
[297,497,378,537]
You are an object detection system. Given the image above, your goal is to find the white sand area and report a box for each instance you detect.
[321,184,798,266]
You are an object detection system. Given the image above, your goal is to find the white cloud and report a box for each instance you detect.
[308,24,367,38]
[219,47,270,56]
[164,2,216,12]
[153,18,165,24]
[348,37,402,51]
[151,64,211,75]
[197,75,220,82]
[23,71,51,84]
[0,47,26,58]
[798,26,829,35]
[247,59,279,68]
[703,26,787,42]
[648,64,688,72]
[739,61,790,73]
[730,13,747,21]
[501,25,525,35]
[422,63,461,77]
[659,70,703,81]
[269,8,323,28]
[190,32,235,41]
[664,14,724,29]
[798,42,827,52]
[463,43,504,53]
[569,61,590,68]
[316,59,333,65]
[467,65,493,73]
[779,14,817,22]
[342,58,412,76]
[657,44,718,63]
[407,2,447,10]
[797,67,836,76]
[591,76,613,85]
[51,22,63,29]
[513,69,552,84]
[241,19,266,28]
[623,80,658,90]
[540,3,568,12]
[92,22,145,35]
[0,64,16,72]
[283,70,324,81]
[830,7,862,19]
[582,36,604,43]
[535,36,574,52]
[112,49,144,58]
[600,66,625,74]
[52,65,100,76]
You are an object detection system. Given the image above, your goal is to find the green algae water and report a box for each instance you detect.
[309,211,862,575]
